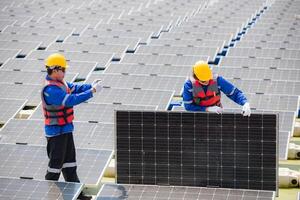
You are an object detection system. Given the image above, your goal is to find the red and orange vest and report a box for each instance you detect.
[41,80,74,126]
[192,79,221,107]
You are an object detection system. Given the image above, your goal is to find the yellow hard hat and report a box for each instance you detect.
[193,61,212,81]
[45,53,68,68]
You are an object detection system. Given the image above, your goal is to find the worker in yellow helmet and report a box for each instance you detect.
[182,60,251,116]
[42,53,101,200]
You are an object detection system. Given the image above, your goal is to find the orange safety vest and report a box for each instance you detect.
[192,79,221,107]
[41,80,74,126]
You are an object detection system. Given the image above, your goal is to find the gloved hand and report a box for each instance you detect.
[206,106,223,114]
[92,80,102,93]
[242,102,251,117]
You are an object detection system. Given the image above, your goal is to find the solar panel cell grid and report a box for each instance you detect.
[116,111,278,191]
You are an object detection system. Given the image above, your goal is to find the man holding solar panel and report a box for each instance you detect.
[41,53,102,200]
[183,60,251,116]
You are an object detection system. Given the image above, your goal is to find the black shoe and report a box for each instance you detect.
[77,192,92,200]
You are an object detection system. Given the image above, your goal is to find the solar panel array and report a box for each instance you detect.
[0,0,298,199]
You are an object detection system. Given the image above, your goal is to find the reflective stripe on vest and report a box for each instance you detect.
[192,79,221,107]
[41,80,74,126]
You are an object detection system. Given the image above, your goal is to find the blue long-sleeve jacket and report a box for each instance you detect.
[183,75,248,111]
[43,75,93,137]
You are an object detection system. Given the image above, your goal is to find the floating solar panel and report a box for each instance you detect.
[97,184,275,200]
[0,119,114,150]
[30,102,157,123]
[135,45,218,59]
[235,40,300,50]
[242,34,300,43]
[0,41,41,55]
[47,43,129,60]
[81,29,153,44]
[171,26,240,36]
[159,32,234,44]
[1,59,97,79]
[0,177,83,200]
[27,50,114,68]
[120,54,209,66]
[247,27,299,36]
[221,93,299,112]
[52,11,115,24]
[227,47,300,60]
[0,33,57,47]
[2,26,73,40]
[0,83,41,106]
[219,56,300,70]
[90,87,174,110]
[0,98,27,123]
[104,63,191,77]
[0,70,78,84]
[85,73,186,96]
[0,144,113,185]
[64,36,141,52]
[95,23,164,38]
[116,111,278,191]
[212,66,300,82]
[109,18,174,32]
[227,79,300,96]
[0,49,20,64]
[149,39,226,49]
[23,21,88,35]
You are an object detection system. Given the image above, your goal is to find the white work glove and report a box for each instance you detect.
[92,80,102,93]
[242,102,251,117]
[206,106,223,114]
